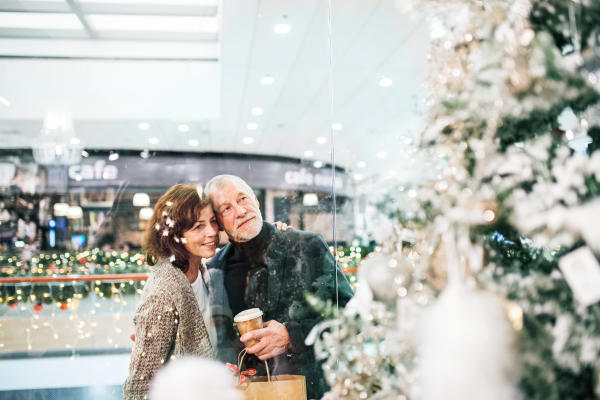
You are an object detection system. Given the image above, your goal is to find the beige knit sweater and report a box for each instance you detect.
[123,258,214,400]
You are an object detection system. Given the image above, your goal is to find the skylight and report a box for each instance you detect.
[0,12,83,30]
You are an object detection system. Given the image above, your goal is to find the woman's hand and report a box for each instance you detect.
[274,221,294,231]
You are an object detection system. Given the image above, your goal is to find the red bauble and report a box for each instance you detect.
[59,303,69,310]
[33,304,43,312]
[9,302,18,309]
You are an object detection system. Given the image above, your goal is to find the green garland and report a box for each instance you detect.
[0,247,362,309]
[480,231,600,400]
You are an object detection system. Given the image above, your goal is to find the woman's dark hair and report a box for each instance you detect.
[143,184,218,273]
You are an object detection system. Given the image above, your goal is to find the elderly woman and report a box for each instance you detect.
[123,184,290,400]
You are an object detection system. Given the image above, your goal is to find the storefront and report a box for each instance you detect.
[0,151,355,252]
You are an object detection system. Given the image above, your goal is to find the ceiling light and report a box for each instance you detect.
[304,150,313,157]
[108,153,119,161]
[357,161,366,168]
[261,77,274,85]
[139,207,154,221]
[149,138,159,144]
[189,140,199,146]
[0,96,9,107]
[70,138,80,145]
[139,123,149,130]
[274,24,290,34]
[332,123,342,131]
[179,125,189,132]
[247,123,258,130]
[317,137,327,144]
[313,161,323,168]
[252,108,263,115]
[303,194,319,206]
[133,193,150,207]
[243,137,253,144]
[379,78,393,87]
[378,151,387,158]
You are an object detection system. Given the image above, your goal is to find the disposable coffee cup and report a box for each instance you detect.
[234,308,263,348]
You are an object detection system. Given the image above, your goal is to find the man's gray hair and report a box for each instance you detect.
[204,175,255,204]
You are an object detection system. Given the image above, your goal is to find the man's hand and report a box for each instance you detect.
[241,320,291,361]
[274,221,294,231]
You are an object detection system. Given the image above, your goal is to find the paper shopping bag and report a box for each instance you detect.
[240,374,307,400]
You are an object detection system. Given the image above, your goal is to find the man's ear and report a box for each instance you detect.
[254,196,260,208]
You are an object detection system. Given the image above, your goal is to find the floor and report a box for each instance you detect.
[0,354,130,400]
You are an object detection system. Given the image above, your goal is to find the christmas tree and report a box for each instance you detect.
[312,0,600,398]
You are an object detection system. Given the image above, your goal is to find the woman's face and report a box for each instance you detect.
[182,205,219,259]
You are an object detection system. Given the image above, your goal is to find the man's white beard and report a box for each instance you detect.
[229,212,263,242]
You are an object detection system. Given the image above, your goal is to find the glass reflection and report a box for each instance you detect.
[0,0,358,399]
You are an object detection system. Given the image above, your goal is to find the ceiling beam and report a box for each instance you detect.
[0,1,218,16]
[65,0,97,39]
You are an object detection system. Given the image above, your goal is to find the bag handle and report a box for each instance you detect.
[238,348,270,383]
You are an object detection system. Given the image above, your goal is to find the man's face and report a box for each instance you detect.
[210,181,263,242]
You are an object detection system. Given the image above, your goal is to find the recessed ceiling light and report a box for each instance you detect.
[274,24,290,33]
[179,125,189,132]
[252,108,263,115]
[313,161,323,168]
[332,123,342,131]
[304,150,313,157]
[247,123,258,130]
[149,138,159,144]
[378,151,387,158]
[0,96,10,107]
[109,153,119,161]
[357,161,366,168]
[189,140,199,146]
[317,137,327,144]
[139,123,149,130]
[261,76,274,85]
[379,78,393,87]
[243,137,253,144]
[70,138,80,145]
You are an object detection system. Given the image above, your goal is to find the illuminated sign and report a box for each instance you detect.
[68,160,118,180]
[284,168,343,189]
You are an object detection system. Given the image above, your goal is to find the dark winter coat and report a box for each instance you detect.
[206,222,354,400]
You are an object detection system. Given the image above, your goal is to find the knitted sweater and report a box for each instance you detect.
[123,258,214,400]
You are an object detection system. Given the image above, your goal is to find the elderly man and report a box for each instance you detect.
[204,175,353,400]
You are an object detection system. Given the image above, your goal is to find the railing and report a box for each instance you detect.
[0,273,150,284]
[0,247,363,358]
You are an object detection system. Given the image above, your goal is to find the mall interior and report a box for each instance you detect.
[1,0,600,399]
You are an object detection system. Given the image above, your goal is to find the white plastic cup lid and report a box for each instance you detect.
[233,308,263,323]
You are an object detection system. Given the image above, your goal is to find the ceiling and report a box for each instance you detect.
[0,0,432,180]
